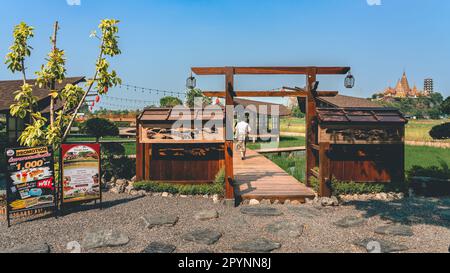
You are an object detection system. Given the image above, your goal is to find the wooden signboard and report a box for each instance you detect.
[61,144,102,206]
[4,146,57,227]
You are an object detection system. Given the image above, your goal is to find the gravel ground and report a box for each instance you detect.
[1,193,450,253]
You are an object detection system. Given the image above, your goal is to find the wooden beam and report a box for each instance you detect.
[192,66,350,75]
[203,91,338,98]
[224,68,235,202]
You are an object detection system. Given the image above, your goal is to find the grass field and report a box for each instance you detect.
[280,117,450,143]
[66,136,136,156]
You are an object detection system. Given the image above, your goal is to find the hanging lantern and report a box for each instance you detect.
[91,101,95,107]
[96,95,101,103]
[186,73,196,90]
[89,106,93,112]
[345,71,355,89]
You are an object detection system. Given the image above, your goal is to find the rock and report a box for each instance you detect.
[182,229,222,245]
[212,194,220,204]
[142,242,176,253]
[203,195,209,199]
[138,190,147,196]
[265,221,304,238]
[334,216,366,228]
[355,238,409,253]
[260,199,272,205]
[180,195,188,198]
[232,238,281,253]
[130,190,139,196]
[0,243,50,253]
[109,187,119,194]
[141,215,179,229]
[82,230,129,250]
[284,200,291,205]
[291,200,301,206]
[397,193,405,199]
[273,200,280,205]
[320,197,339,207]
[288,206,321,219]
[241,199,250,206]
[131,176,137,182]
[249,199,260,206]
[375,225,414,237]
[116,179,127,186]
[194,210,219,221]
[240,207,283,217]
[161,192,169,198]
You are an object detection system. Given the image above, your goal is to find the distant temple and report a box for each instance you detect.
[383,72,431,98]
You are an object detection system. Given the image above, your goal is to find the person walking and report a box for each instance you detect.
[235,118,251,160]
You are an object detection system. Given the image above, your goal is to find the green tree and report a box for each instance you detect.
[430,123,450,140]
[441,96,450,115]
[83,118,119,142]
[186,88,212,108]
[5,20,122,148]
[160,96,183,108]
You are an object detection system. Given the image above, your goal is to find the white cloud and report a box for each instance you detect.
[367,0,382,6]
[67,0,81,6]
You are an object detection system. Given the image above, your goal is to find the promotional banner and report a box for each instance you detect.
[61,144,101,204]
[5,146,56,213]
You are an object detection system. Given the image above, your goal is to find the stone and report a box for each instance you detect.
[334,216,366,228]
[355,238,409,253]
[180,195,188,198]
[82,230,129,250]
[240,207,283,217]
[182,229,222,245]
[232,238,281,253]
[0,243,50,253]
[397,193,405,199]
[138,190,147,196]
[291,200,301,206]
[241,199,250,206]
[142,242,176,253]
[249,199,260,206]
[125,185,134,194]
[284,200,291,205]
[260,199,272,205]
[265,221,304,238]
[375,225,414,237]
[161,192,169,198]
[131,176,137,182]
[320,197,339,207]
[273,200,280,205]
[212,194,220,204]
[109,187,119,194]
[141,215,179,229]
[130,190,139,196]
[288,206,321,219]
[194,210,219,221]
[116,179,127,186]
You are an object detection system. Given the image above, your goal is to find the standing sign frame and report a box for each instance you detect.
[4,146,58,227]
[60,143,102,213]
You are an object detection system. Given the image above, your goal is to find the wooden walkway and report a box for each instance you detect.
[253,146,306,155]
[234,149,316,203]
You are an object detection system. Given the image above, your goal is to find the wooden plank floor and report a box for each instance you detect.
[234,149,316,203]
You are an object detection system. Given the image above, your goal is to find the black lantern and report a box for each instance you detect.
[345,71,355,89]
[186,73,196,90]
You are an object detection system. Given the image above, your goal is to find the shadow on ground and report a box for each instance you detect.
[349,197,450,229]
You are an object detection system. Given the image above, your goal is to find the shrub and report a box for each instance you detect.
[429,123,450,140]
[407,161,450,180]
[133,168,225,196]
[82,118,119,142]
[104,156,136,180]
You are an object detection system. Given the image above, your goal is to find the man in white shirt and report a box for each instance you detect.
[234,119,251,160]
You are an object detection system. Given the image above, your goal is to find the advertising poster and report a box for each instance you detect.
[4,146,56,213]
[61,144,101,203]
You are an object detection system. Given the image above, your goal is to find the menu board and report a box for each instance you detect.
[4,146,56,212]
[61,144,101,204]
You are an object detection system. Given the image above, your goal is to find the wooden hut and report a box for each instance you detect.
[136,108,226,184]
[313,95,408,195]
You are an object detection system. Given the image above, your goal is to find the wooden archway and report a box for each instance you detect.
[191,66,350,203]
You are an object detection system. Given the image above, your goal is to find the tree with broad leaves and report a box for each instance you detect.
[160,96,183,108]
[82,118,119,143]
[5,19,122,148]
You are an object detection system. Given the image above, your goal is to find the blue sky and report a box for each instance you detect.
[0,0,449,109]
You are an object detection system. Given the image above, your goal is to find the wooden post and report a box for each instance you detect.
[136,121,143,181]
[305,69,318,187]
[224,67,235,203]
[319,142,332,197]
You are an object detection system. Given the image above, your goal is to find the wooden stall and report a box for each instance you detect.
[136,108,226,184]
[313,95,408,196]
